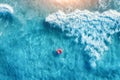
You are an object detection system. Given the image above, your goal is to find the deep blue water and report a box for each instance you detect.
[0,0,120,80]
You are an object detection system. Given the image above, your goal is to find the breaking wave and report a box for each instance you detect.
[46,9,120,68]
[0,4,14,21]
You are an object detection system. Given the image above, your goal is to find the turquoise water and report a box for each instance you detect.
[0,0,120,80]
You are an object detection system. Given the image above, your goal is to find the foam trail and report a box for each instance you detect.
[46,10,120,68]
[0,4,13,13]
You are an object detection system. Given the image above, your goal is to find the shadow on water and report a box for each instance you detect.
[52,51,60,57]
[43,21,63,34]
[114,32,120,43]
[82,51,93,71]
[0,11,13,23]
[43,20,76,41]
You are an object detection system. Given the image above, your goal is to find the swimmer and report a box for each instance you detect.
[56,48,63,54]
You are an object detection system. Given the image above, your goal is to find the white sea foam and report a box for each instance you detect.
[97,0,120,11]
[0,4,14,14]
[46,10,120,68]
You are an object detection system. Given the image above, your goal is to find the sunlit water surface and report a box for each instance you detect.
[0,0,120,80]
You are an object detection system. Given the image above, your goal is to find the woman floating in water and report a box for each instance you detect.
[56,48,63,54]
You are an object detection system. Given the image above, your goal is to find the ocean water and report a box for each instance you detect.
[0,0,120,80]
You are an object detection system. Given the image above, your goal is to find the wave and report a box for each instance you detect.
[0,4,14,21]
[45,9,120,68]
